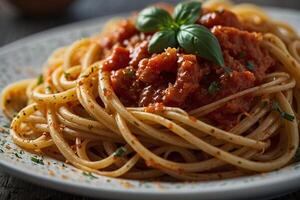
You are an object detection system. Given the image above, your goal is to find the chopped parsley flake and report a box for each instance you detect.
[1,140,6,146]
[3,124,10,128]
[64,72,71,80]
[223,66,233,74]
[238,51,246,58]
[124,68,136,78]
[246,61,255,71]
[0,149,3,153]
[82,172,98,179]
[14,153,22,159]
[31,156,44,165]
[272,101,295,122]
[46,86,51,92]
[261,100,269,108]
[36,74,44,85]
[113,146,127,157]
[208,81,220,95]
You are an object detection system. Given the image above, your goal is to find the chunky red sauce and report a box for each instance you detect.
[100,7,276,129]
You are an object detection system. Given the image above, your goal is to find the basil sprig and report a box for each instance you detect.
[136,1,225,67]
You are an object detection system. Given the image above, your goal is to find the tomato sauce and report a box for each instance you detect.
[100,7,276,129]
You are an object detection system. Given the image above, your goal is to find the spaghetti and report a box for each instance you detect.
[1,0,300,181]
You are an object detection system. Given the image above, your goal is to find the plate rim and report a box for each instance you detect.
[0,6,300,200]
[0,157,300,200]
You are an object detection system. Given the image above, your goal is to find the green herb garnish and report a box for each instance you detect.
[223,66,233,75]
[261,100,269,108]
[208,81,220,95]
[14,153,22,159]
[31,156,44,165]
[36,74,44,85]
[82,172,98,179]
[64,72,71,80]
[246,60,255,71]
[3,124,10,128]
[272,101,295,122]
[136,1,225,68]
[238,51,246,58]
[45,86,51,92]
[124,68,136,79]
[113,146,127,157]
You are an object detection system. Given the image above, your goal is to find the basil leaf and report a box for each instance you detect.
[148,29,178,54]
[113,146,127,157]
[208,81,220,95]
[173,1,202,25]
[246,60,255,71]
[272,101,295,122]
[136,7,173,32]
[177,24,224,66]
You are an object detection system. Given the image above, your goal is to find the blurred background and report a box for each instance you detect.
[0,0,300,46]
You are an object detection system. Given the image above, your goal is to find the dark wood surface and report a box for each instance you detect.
[0,0,300,199]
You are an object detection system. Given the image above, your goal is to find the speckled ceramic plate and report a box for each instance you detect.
[0,7,300,200]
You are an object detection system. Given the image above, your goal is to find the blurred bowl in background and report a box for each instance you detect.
[6,0,75,17]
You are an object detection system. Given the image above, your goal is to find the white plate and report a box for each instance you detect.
[0,7,300,200]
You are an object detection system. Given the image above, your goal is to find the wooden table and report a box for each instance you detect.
[0,0,300,199]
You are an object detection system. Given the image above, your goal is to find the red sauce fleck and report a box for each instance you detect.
[199,9,242,29]
[61,175,68,180]
[144,102,165,113]
[130,41,149,67]
[120,181,134,189]
[103,88,112,98]
[167,123,173,129]
[163,54,202,107]
[48,170,55,176]
[103,47,130,71]
[137,48,178,83]
[189,116,197,122]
